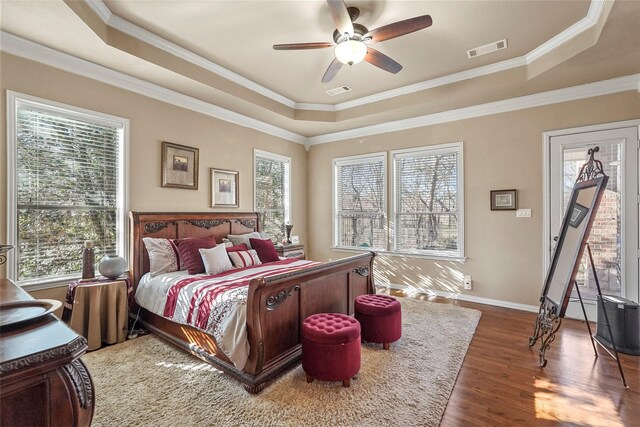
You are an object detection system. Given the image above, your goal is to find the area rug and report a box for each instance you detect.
[82,298,481,427]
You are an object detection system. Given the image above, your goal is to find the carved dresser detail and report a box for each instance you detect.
[0,279,94,426]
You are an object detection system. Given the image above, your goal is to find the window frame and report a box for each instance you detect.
[6,90,130,289]
[391,142,464,258]
[253,149,291,239]
[332,152,388,251]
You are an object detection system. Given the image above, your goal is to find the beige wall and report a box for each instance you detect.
[2,52,639,309]
[307,91,640,307]
[0,53,308,285]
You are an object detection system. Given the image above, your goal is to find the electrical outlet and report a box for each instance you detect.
[464,275,472,290]
[516,209,531,218]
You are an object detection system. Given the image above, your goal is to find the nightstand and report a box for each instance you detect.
[275,243,305,260]
[62,276,132,350]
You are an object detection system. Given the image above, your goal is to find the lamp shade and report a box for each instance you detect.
[334,40,367,65]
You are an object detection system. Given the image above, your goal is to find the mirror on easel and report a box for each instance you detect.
[528,146,627,387]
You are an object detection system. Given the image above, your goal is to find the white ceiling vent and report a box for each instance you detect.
[326,85,352,96]
[467,39,508,59]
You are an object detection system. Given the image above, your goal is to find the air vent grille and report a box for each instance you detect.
[467,39,508,59]
[326,85,352,96]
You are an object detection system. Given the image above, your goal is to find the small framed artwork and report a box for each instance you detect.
[569,203,589,228]
[211,168,239,207]
[291,235,300,244]
[161,141,199,189]
[490,189,518,211]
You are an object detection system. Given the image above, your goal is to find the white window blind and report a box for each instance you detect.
[334,154,386,249]
[393,144,463,256]
[254,150,290,240]
[9,93,127,285]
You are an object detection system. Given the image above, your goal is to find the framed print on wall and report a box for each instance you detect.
[161,141,199,189]
[490,189,518,210]
[211,168,239,207]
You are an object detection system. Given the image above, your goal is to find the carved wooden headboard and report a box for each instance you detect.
[129,212,259,287]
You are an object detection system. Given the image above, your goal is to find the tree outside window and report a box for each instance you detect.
[8,93,127,285]
[254,150,290,241]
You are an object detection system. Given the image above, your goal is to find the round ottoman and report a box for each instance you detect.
[354,294,402,350]
[301,313,361,387]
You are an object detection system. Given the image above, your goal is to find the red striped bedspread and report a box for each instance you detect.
[134,258,319,369]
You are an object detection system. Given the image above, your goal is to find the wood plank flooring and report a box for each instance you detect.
[383,289,639,426]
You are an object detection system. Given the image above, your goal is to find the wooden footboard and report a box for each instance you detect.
[133,252,375,393]
[244,252,375,390]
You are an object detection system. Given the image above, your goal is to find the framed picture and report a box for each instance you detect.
[291,235,300,244]
[490,189,518,210]
[211,168,239,207]
[161,141,199,189]
[569,203,589,228]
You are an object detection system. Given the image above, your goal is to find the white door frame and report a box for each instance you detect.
[542,119,640,312]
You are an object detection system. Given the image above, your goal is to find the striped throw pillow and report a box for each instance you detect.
[228,249,262,268]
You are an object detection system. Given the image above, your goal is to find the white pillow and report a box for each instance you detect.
[228,249,262,268]
[199,244,234,275]
[143,237,180,276]
[227,232,261,248]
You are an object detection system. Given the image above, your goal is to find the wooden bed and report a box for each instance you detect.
[129,211,375,392]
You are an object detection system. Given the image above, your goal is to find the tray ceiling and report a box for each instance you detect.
[1,0,638,141]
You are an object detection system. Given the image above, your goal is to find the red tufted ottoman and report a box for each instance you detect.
[301,313,361,387]
[355,294,402,350]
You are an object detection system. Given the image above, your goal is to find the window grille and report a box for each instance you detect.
[393,144,463,256]
[254,150,291,240]
[333,154,387,249]
[9,93,127,284]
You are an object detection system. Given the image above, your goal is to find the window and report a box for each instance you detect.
[254,149,291,240]
[7,92,128,286]
[392,143,463,257]
[333,153,387,250]
[332,144,464,259]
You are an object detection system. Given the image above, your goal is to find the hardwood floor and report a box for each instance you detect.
[383,289,639,426]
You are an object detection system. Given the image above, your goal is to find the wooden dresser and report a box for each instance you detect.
[0,279,94,426]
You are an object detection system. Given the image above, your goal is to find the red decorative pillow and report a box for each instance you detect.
[249,238,280,263]
[226,243,248,253]
[176,237,217,274]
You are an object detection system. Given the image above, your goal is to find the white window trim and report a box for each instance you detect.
[332,152,388,251]
[6,90,130,289]
[253,148,292,229]
[390,142,465,258]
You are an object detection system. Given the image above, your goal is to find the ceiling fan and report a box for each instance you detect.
[273,0,432,83]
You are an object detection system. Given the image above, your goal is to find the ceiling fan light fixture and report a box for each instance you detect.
[334,40,367,65]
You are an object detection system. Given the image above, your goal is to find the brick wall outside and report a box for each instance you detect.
[569,144,622,300]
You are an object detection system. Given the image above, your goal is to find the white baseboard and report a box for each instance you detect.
[383,282,540,313]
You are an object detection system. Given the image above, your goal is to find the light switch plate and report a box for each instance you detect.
[516,209,531,218]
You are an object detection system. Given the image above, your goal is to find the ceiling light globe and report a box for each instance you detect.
[335,40,367,66]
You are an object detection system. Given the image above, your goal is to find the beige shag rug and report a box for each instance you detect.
[82,298,480,427]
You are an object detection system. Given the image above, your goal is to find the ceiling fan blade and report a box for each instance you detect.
[321,58,344,83]
[365,47,402,74]
[273,42,334,50]
[327,0,354,36]
[364,15,432,43]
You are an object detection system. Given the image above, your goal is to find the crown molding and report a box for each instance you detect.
[85,0,112,22]
[324,56,529,112]
[84,0,297,109]
[0,31,307,145]
[3,31,635,148]
[307,74,640,145]
[525,0,606,63]
[82,0,607,114]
